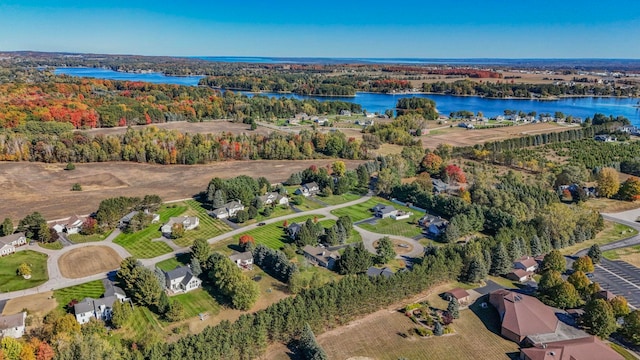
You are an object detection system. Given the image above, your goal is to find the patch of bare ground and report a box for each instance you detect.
[2,291,56,318]
[422,123,574,149]
[58,246,122,279]
[0,159,365,220]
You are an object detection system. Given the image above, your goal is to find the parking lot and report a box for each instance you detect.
[593,259,640,309]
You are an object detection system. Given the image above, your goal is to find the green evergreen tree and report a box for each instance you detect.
[191,238,211,265]
[0,218,13,237]
[213,189,226,208]
[433,321,443,336]
[465,255,487,283]
[191,258,202,277]
[530,235,543,257]
[375,236,396,264]
[447,298,460,319]
[111,300,132,329]
[582,299,617,338]
[298,323,328,360]
[490,242,511,276]
[338,243,373,275]
[587,244,602,264]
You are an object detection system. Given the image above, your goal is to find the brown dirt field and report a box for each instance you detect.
[79,120,275,137]
[58,246,122,279]
[2,291,56,317]
[422,123,577,149]
[0,159,365,221]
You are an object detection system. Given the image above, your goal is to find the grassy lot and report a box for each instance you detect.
[240,205,295,227]
[293,198,325,211]
[172,200,232,248]
[67,230,113,243]
[603,245,640,267]
[39,240,63,250]
[359,215,423,238]
[171,288,222,319]
[232,215,325,250]
[584,198,640,213]
[294,255,342,288]
[155,253,191,271]
[53,280,105,311]
[114,205,186,258]
[312,298,518,360]
[318,192,362,206]
[331,197,415,222]
[0,250,49,292]
[117,306,165,344]
[560,221,638,255]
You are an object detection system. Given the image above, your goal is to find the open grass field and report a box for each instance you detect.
[584,198,640,213]
[58,246,122,279]
[232,215,325,250]
[114,206,186,258]
[330,197,387,222]
[155,253,190,271]
[117,306,165,345]
[560,221,638,255]
[67,230,113,244]
[171,288,222,319]
[0,250,48,292]
[603,245,640,267]
[317,192,362,206]
[359,215,424,238]
[0,159,365,221]
[53,280,105,311]
[172,200,232,247]
[422,122,573,150]
[238,205,295,227]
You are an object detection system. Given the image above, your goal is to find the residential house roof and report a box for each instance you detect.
[515,256,538,269]
[120,211,139,224]
[305,182,319,190]
[520,335,623,360]
[102,279,126,298]
[445,287,470,301]
[74,298,98,314]
[302,245,340,264]
[229,251,254,263]
[509,269,534,279]
[0,232,26,245]
[366,267,394,278]
[490,290,558,341]
[210,208,228,216]
[164,266,192,281]
[0,312,26,331]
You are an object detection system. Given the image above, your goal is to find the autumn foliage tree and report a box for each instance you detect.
[239,234,255,251]
[421,152,443,175]
[618,177,640,201]
[596,167,620,198]
[444,164,466,183]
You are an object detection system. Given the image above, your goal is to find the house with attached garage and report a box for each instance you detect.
[0,312,26,338]
[52,215,86,234]
[419,215,448,237]
[161,216,200,237]
[229,251,254,270]
[258,192,289,206]
[73,279,129,325]
[302,245,340,270]
[209,200,245,219]
[372,203,397,218]
[513,256,538,273]
[163,266,202,294]
[295,182,320,197]
[0,232,27,256]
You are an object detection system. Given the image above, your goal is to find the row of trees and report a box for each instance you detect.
[96,195,162,227]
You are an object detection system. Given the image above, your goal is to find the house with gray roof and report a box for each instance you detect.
[366,267,394,278]
[163,266,202,294]
[295,182,320,197]
[161,216,200,237]
[209,200,245,219]
[302,245,340,270]
[74,296,118,325]
[419,215,448,237]
[372,203,397,218]
[0,232,26,256]
[0,312,26,338]
[287,223,303,239]
[229,251,254,270]
[258,192,289,206]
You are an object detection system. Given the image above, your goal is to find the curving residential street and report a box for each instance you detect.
[1,194,423,301]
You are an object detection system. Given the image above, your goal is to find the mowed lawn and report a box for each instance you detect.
[173,200,232,247]
[155,253,191,271]
[171,288,221,319]
[0,250,49,292]
[114,206,187,258]
[317,192,362,206]
[53,280,105,310]
[315,302,519,360]
[68,230,113,244]
[359,214,424,238]
[330,197,394,222]
[561,221,638,255]
[604,244,640,267]
[117,306,165,344]
[233,215,325,250]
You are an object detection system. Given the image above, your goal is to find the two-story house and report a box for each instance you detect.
[209,200,245,219]
[294,182,320,197]
[163,266,202,294]
[161,216,200,237]
[0,312,26,338]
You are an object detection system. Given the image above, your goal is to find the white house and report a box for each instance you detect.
[295,182,320,197]
[210,200,245,219]
[163,266,202,294]
[229,251,254,270]
[161,216,200,237]
[0,312,26,338]
[0,232,27,256]
[74,280,129,324]
[258,192,289,206]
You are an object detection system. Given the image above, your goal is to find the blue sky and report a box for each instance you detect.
[1,0,639,58]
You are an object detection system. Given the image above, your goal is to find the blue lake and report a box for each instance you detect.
[54,67,640,126]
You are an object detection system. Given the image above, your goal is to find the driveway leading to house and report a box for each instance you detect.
[355,226,425,260]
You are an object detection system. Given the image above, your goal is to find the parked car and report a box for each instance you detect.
[257,222,266,226]
[586,273,594,279]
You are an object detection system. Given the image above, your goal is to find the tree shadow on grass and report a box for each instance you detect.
[468,296,503,337]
